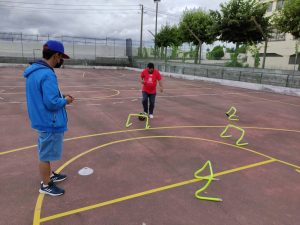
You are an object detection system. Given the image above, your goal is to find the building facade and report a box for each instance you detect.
[247,0,299,70]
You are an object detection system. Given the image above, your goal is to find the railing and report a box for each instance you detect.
[135,60,300,88]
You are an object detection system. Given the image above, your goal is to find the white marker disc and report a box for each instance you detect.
[78,167,94,176]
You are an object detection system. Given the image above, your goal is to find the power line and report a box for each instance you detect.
[0,4,140,11]
[143,7,181,19]
[0,1,139,7]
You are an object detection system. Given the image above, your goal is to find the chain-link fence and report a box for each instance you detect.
[0,32,142,60]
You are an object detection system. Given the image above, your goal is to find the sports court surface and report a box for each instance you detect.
[0,65,299,225]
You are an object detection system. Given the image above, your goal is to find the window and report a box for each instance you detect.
[267,2,273,12]
[289,54,300,65]
[276,0,285,10]
[269,29,285,41]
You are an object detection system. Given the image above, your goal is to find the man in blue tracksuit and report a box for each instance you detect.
[23,40,74,196]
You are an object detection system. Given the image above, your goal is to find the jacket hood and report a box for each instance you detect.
[23,60,53,78]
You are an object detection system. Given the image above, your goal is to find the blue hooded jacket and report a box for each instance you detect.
[23,60,68,132]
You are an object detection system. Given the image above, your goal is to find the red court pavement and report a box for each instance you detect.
[0,66,299,225]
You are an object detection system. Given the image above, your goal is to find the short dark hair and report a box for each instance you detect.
[147,62,154,69]
[43,49,60,60]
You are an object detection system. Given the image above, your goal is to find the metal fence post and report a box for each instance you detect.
[286,74,290,87]
[260,72,263,84]
[73,40,75,59]
[95,38,97,60]
[290,75,294,88]
[114,39,115,58]
[21,32,24,58]
[221,69,224,79]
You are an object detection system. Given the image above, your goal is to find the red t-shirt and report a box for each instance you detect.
[140,68,162,94]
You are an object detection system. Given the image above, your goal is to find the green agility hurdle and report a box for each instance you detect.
[194,160,222,202]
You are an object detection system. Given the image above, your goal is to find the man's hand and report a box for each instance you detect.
[159,87,163,93]
[65,95,74,104]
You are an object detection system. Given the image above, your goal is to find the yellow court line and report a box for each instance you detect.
[296,169,300,173]
[3,125,300,156]
[39,159,276,223]
[0,145,37,156]
[55,135,277,172]
[0,126,225,155]
[33,194,44,225]
[34,134,299,224]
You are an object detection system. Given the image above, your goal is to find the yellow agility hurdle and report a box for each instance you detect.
[220,124,248,146]
[125,113,150,129]
[194,160,222,202]
[225,106,239,121]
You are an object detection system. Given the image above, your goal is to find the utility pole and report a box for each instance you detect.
[154,0,160,59]
[139,4,144,57]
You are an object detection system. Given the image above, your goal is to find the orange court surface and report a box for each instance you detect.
[0,65,299,225]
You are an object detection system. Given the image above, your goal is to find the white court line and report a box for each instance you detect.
[74,90,103,93]
[0,92,24,95]
[112,101,124,104]
[131,99,138,102]
[4,102,23,104]
[86,104,102,106]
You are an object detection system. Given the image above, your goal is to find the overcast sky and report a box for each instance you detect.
[0,0,228,42]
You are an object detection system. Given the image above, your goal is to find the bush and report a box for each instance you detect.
[226,47,235,53]
[225,52,244,67]
[206,46,224,60]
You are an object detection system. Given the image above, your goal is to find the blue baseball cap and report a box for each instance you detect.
[43,40,70,59]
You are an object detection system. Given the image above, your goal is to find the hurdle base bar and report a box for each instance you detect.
[125,113,150,129]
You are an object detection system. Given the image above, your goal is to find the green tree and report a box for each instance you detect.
[179,8,218,64]
[248,45,261,68]
[213,0,271,68]
[273,0,300,39]
[155,24,182,61]
[273,0,300,70]
[214,0,270,48]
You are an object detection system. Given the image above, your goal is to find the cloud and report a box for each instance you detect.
[0,0,227,42]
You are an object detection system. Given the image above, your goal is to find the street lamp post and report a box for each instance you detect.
[154,0,160,59]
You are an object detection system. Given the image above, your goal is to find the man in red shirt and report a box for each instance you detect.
[139,63,164,119]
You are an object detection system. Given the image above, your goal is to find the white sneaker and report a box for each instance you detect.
[149,114,154,119]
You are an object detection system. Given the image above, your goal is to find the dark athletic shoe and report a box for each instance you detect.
[50,172,67,183]
[39,181,65,196]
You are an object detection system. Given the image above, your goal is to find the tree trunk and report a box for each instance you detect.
[297,40,300,71]
[198,42,202,64]
[194,44,200,64]
[165,47,167,62]
[262,40,268,69]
